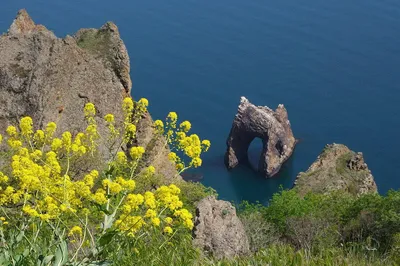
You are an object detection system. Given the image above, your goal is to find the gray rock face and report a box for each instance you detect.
[294,144,377,196]
[225,97,296,177]
[193,196,250,259]
[0,10,176,178]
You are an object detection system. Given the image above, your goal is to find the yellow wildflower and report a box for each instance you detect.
[33,130,45,145]
[138,98,149,107]
[164,217,173,225]
[6,126,17,137]
[20,116,33,136]
[92,189,108,205]
[51,138,63,151]
[147,165,156,175]
[104,114,114,123]
[126,123,136,135]
[168,152,178,162]
[45,122,57,137]
[151,217,160,227]
[145,209,157,218]
[154,120,164,133]
[62,131,72,150]
[125,193,144,210]
[68,226,83,237]
[179,121,191,132]
[22,205,39,217]
[116,151,128,165]
[144,191,156,209]
[84,103,96,117]
[122,97,134,113]
[130,146,145,159]
[191,157,202,168]
[202,140,211,151]
[164,226,173,234]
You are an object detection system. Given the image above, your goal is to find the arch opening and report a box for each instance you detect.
[247,138,263,171]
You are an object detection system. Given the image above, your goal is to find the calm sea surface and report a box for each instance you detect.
[1,0,400,204]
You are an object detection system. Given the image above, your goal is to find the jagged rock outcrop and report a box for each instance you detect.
[294,144,377,196]
[225,97,296,177]
[0,10,177,178]
[193,196,250,259]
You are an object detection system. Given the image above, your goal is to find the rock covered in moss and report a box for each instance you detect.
[294,144,377,196]
[193,196,250,259]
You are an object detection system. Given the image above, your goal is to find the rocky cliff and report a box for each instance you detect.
[225,97,296,177]
[294,144,377,196]
[193,196,250,259]
[0,10,176,178]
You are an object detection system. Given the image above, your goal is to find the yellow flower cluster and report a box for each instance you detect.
[0,97,205,256]
[153,111,210,172]
[154,120,164,134]
[104,114,114,123]
[0,119,103,221]
[179,121,191,132]
[136,98,149,114]
[122,97,134,125]
[104,113,119,141]
[84,103,96,118]
[103,176,135,194]
[130,146,145,160]
[115,184,193,237]
[20,117,33,137]
[68,225,83,237]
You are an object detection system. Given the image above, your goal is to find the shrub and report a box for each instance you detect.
[237,201,279,252]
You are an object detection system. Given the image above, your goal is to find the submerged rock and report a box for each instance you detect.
[225,97,296,177]
[0,10,176,178]
[294,144,377,196]
[193,196,250,259]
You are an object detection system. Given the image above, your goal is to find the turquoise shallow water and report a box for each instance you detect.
[1,0,400,204]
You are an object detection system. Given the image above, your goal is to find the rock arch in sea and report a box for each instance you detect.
[224,97,296,177]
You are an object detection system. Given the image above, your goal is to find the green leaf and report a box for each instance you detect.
[37,255,54,266]
[0,253,10,266]
[15,231,24,243]
[95,204,112,215]
[88,261,112,266]
[22,248,29,258]
[53,241,68,266]
[98,230,116,247]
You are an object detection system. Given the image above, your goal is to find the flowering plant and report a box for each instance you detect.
[0,97,210,265]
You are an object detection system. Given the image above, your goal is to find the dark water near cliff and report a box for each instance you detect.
[1,0,400,204]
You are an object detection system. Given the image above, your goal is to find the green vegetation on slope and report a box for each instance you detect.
[0,97,398,265]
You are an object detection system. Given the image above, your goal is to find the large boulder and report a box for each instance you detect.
[225,97,296,177]
[193,196,250,259]
[0,10,177,178]
[294,144,377,196]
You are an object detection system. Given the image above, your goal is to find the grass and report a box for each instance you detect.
[76,29,112,55]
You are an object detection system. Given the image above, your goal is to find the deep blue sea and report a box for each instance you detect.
[1,0,400,204]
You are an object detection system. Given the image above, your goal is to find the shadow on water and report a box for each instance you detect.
[228,142,297,205]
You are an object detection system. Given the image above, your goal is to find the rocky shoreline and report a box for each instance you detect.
[0,10,380,260]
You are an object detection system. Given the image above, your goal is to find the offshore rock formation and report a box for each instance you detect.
[193,196,250,259]
[225,97,296,177]
[294,144,377,196]
[0,10,176,178]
